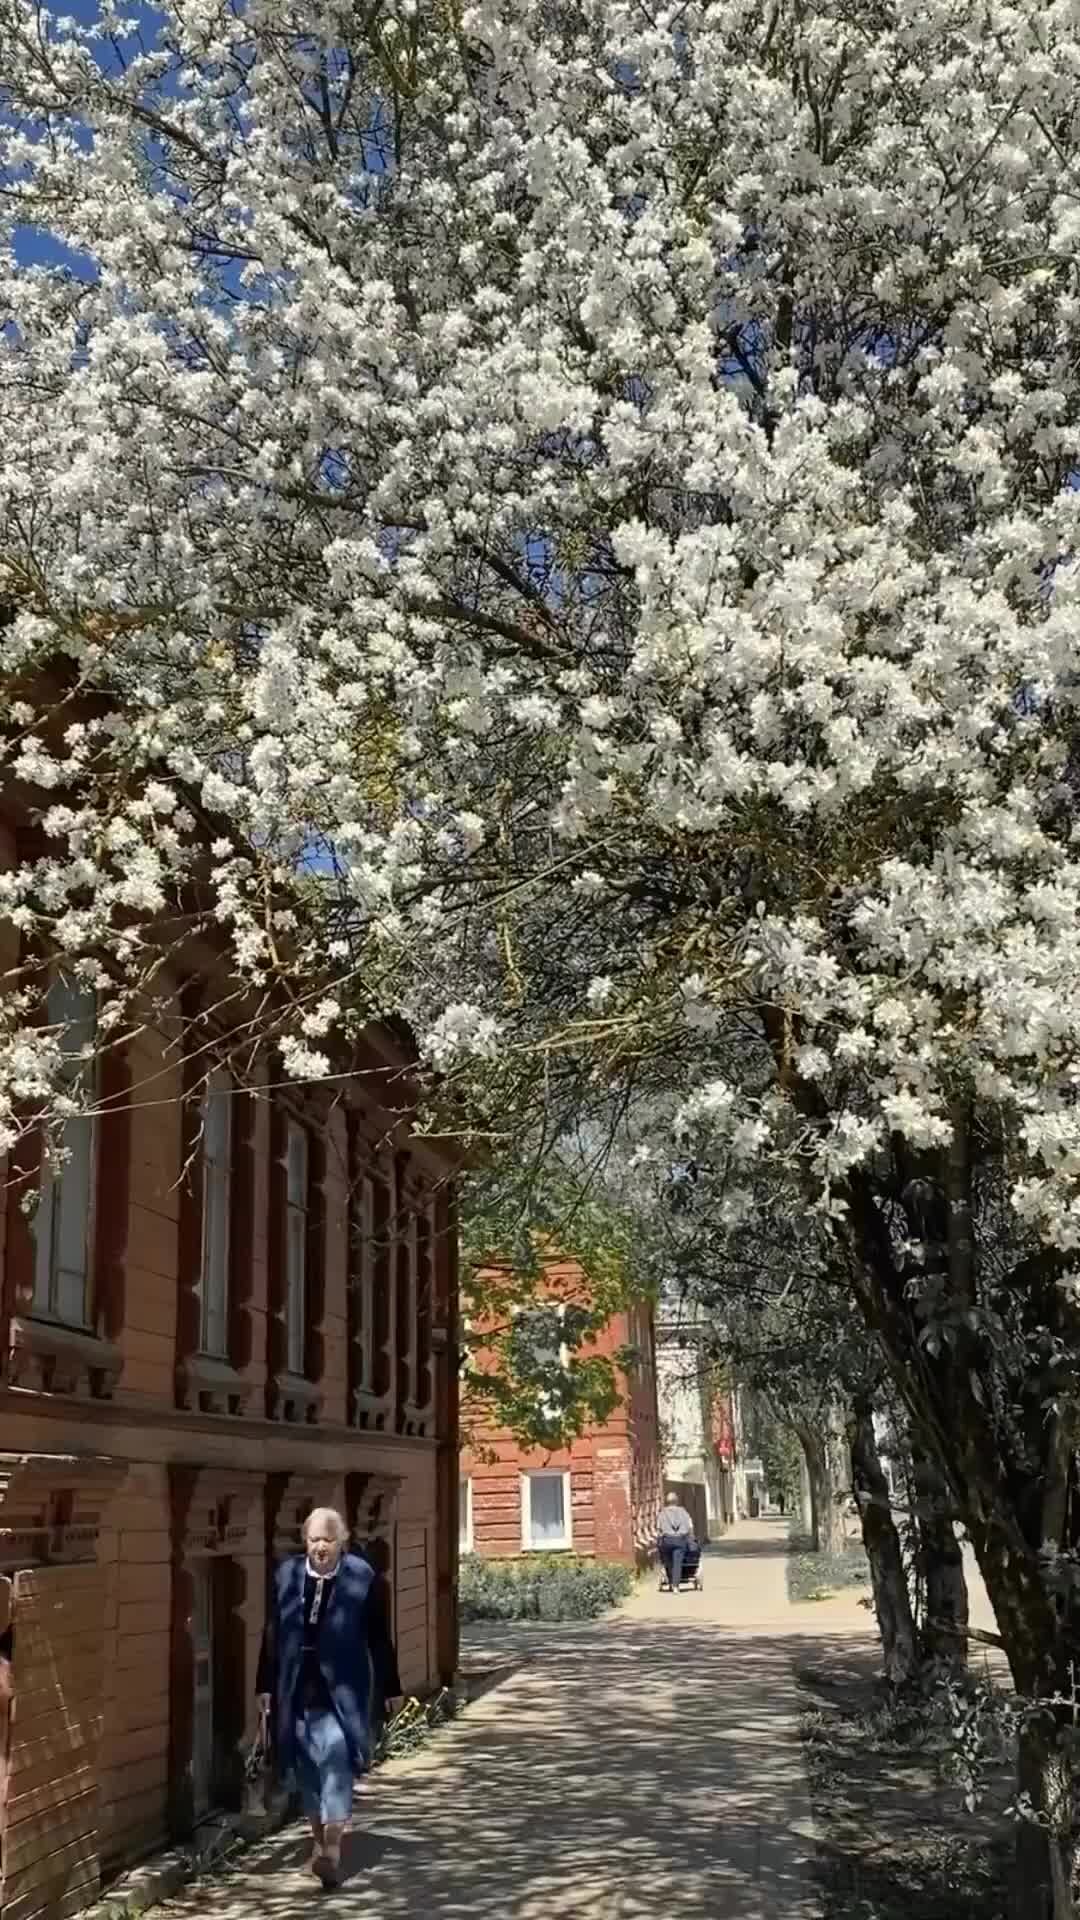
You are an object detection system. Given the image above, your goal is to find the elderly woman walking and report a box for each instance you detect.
[257,1508,400,1887]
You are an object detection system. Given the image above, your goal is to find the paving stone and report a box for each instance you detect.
[156,1519,826,1920]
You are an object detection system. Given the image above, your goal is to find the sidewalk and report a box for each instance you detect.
[162,1519,821,1920]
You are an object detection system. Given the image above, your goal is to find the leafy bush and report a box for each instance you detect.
[373,1689,457,1764]
[787,1534,871,1603]
[459,1552,634,1622]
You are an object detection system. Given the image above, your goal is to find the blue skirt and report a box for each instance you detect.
[293,1702,354,1824]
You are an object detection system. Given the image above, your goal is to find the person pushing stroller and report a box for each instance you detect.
[657,1491,696,1594]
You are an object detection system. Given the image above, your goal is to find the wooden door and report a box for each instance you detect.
[0,1565,104,1920]
[0,1576,12,1883]
[190,1566,214,1818]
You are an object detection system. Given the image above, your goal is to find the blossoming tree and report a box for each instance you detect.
[5,2,1080,1904]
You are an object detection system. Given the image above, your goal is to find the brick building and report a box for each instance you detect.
[460,1265,662,1566]
[0,812,460,1920]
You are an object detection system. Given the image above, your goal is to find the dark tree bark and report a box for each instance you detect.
[911,1444,969,1670]
[760,1012,1080,1915]
[849,1397,918,1689]
[845,1181,1079,1920]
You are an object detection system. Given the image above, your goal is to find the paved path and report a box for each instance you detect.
[165,1519,824,1920]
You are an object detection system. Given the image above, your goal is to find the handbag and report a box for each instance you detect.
[242,1706,272,1808]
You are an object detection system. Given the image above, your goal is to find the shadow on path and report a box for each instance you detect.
[167,1615,818,1920]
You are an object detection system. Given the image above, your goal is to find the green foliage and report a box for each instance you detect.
[746,1406,804,1507]
[373,1689,457,1764]
[787,1534,870,1604]
[459,1146,655,1449]
[458,1552,634,1622]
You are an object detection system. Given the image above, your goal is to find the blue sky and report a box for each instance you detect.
[7,0,169,275]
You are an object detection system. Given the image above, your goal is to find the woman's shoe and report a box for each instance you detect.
[313,1853,340,1889]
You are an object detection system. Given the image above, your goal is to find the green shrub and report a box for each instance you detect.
[786,1534,870,1603]
[373,1689,456,1764]
[459,1552,634,1622]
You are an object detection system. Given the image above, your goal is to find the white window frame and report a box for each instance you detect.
[285,1118,309,1376]
[459,1475,473,1554]
[511,1302,570,1371]
[521,1469,573,1552]
[33,975,98,1329]
[511,1303,573,1425]
[198,1070,232,1358]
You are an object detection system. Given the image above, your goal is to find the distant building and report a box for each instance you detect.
[460,1264,662,1566]
[656,1315,743,1536]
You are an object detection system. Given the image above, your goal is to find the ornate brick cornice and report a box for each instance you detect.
[0,1451,126,1569]
[169,1464,262,1563]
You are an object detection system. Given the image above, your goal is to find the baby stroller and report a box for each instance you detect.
[658,1537,703,1593]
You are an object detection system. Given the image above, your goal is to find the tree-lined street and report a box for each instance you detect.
[163,1525,821,1920]
[6,0,1080,1910]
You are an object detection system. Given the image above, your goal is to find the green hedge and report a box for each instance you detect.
[459,1552,635,1622]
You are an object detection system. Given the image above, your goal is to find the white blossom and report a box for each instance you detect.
[2,0,1080,1259]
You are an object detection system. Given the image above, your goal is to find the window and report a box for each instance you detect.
[510,1306,564,1376]
[199,1072,232,1357]
[415,1198,434,1412]
[395,1192,420,1412]
[510,1305,590,1428]
[285,1120,308,1375]
[349,1170,375,1393]
[33,975,98,1327]
[522,1471,572,1551]
[404,1208,419,1403]
[459,1476,473,1554]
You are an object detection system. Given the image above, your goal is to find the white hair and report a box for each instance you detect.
[303,1507,349,1544]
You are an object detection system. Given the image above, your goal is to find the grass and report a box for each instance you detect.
[786,1531,871,1604]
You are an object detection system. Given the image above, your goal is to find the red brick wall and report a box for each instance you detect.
[0,933,458,1913]
[461,1271,662,1566]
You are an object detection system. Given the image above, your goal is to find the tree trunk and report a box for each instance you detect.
[798,1425,845,1554]
[1015,1710,1075,1920]
[912,1445,968,1669]
[827,1158,1078,1914]
[828,1401,851,1533]
[797,1447,814,1541]
[970,1513,1080,1920]
[849,1399,918,1688]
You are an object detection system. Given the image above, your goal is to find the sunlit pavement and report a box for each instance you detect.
[163,1519,826,1919]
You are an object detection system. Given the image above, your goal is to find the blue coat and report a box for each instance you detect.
[257,1552,398,1780]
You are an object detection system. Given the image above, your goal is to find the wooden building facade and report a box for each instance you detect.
[0,815,460,1920]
